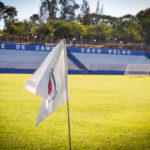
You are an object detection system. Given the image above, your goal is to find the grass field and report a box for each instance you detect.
[0,74,150,150]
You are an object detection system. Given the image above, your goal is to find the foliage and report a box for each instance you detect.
[0,1,17,23]
[79,0,90,25]
[136,8,150,45]
[59,0,79,21]
[0,1,5,20]
[40,0,58,21]
[112,20,142,43]
[95,0,103,15]
[30,14,40,23]
[68,21,87,39]
[87,22,112,43]
[54,20,70,39]
[0,0,150,45]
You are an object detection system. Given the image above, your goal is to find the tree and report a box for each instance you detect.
[80,0,90,16]
[0,2,17,23]
[59,0,79,21]
[87,22,112,44]
[67,0,79,21]
[59,0,68,20]
[4,20,18,41]
[120,14,135,21]
[95,0,103,15]
[136,8,150,45]
[36,23,49,42]
[30,14,40,23]
[79,0,90,25]
[54,20,70,39]
[3,6,17,22]
[22,20,33,41]
[15,21,27,41]
[112,20,142,44]
[68,21,87,42]
[0,1,5,21]
[40,0,58,21]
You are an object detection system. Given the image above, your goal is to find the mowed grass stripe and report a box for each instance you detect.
[0,74,150,150]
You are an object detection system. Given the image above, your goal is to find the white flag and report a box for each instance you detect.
[23,40,69,126]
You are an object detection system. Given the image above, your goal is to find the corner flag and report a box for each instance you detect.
[23,40,69,126]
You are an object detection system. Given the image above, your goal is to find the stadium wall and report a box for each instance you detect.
[0,42,150,75]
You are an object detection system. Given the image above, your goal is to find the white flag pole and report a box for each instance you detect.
[63,39,71,150]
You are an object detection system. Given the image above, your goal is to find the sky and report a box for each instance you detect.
[0,0,150,29]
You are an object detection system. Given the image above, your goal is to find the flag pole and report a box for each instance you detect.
[63,39,71,150]
[67,99,71,150]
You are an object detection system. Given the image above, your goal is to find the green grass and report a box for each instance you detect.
[0,74,150,150]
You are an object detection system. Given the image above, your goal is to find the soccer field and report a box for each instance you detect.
[0,74,150,150]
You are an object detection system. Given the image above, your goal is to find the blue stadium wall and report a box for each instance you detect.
[0,42,150,75]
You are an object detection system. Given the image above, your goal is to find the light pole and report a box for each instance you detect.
[94,39,96,45]
[80,36,82,44]
[0,33,2,42]
[73,37,75,44]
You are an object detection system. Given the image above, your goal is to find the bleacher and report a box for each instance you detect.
[71,53,150,74]
[68,58,80,70]
[0,42,150,75]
